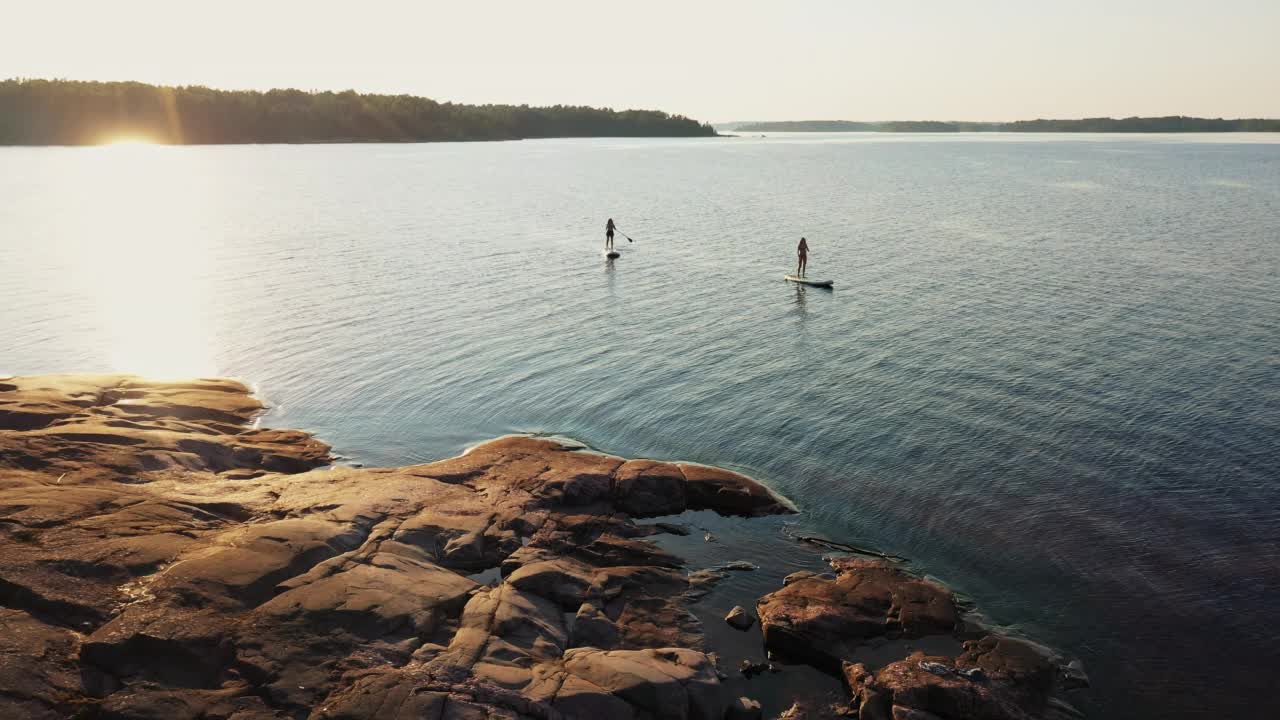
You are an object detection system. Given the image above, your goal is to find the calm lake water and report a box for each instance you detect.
[3,133,1279,718]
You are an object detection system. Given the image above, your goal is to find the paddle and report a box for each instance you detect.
[616,228,634,243]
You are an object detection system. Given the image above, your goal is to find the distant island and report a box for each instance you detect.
[731,117,1280,133]
[0,79,717,145]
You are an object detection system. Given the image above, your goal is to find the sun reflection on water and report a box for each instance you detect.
[69,145,218,378]
[100,135,158,147]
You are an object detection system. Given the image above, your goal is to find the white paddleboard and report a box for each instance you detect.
[785,275,833,288]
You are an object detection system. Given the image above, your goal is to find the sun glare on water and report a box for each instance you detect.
[60,142,220,379]
[100,135,158,147]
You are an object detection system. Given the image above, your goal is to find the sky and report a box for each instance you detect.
[5,0,1279,123]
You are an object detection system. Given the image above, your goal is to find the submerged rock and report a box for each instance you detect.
[0,374,793,719]
[778,698,854,719]
[1060,659,1090,690]
[726,695,764,720]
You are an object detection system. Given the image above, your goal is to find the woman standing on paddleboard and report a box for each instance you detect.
[605,218,616,252]
[796,237,809,277]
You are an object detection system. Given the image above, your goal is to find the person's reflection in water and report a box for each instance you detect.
[792,282,807,322]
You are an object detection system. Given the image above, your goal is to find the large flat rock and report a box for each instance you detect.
[0,374,793,719]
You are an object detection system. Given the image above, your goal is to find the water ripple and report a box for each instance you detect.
[3,136,1280,718]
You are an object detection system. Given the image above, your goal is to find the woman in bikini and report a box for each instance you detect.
[796,236,809,277]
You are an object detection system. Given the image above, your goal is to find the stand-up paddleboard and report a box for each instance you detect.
[606,251,620,259]
[785,275,833,288]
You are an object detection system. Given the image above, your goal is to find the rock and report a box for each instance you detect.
[613,460,687,516]
[0,609,85,719]
[0,375,806,720]
[505,556,597,609]
[843,639,1057,720]
[758,558,1065,720]
[393,506,504,571]
[740,659,769,678]
[595,566,706,650]
[918,660,951,676]
[725,605,756,630]
[552,672,639,720]
[312,671,451,719]
[258,549,479,630]
[680,463,792,517]
[778,699,854,719]
[96,685,285,720]
[686,558,762,602]
[841,662,891,720]
[956,636,1055,712]
[685,568,729,601]
[562,647,726,720]
[577,533,685,569]
[757,558,957,670]
[572,599,621,648]
[842,661,872,686]
[159,517,369,606]
[80,606,238,689]
[726,695,763,720]
[0,375,329,480]
[783,570,820,585]
[1060,659,1090,690]
[891,707,945,720]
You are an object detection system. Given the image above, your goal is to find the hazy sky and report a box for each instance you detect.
[6,1,1278,122]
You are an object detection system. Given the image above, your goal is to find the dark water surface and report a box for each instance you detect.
[4,134,1279,718]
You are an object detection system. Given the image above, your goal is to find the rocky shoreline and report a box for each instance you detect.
[0,375,1086,719]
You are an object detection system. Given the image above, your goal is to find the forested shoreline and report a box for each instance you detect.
[0,79,716,145]
[733,117,1280,132]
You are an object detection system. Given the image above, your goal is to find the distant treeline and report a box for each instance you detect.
[0,79,716,145]
[733,117,1280,133]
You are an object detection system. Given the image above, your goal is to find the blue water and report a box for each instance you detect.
[3,134,1279,718]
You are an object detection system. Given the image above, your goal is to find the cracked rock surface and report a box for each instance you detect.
[0,375,789,719]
